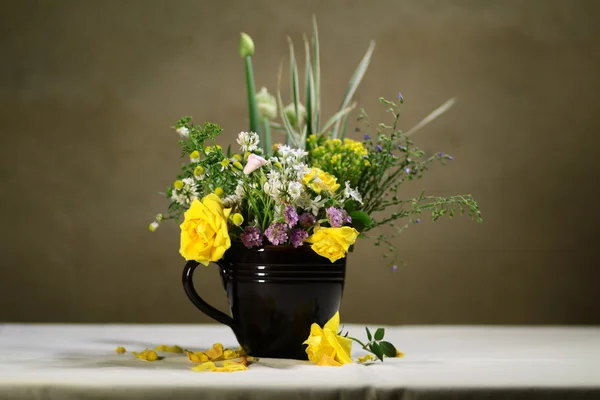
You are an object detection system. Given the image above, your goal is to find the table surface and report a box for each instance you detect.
[1,324,599,400]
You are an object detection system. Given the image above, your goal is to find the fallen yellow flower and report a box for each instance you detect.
[154,344,183,353]
[132,349,162,362]
[303,311,353,366]
[115,346,126,354]
[185,350,210,363]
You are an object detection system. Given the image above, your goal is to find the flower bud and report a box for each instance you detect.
[189,151,200,163]
[255,87,277,120]
[176,126,189,139]
[173,180,184,190]
[231,213,244,226]
[243,153,268,174]
[239,33,255,58]
[284,103,307,127]
[214,187,224,197]
[148,221,160,232]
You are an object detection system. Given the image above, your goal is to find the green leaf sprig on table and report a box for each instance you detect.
[341,327,398,362]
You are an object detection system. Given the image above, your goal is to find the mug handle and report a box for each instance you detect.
[182,260,240,338]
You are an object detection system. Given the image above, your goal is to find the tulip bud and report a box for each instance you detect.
[255,87,277,120]
[243,153,268,174]
[239,33,255,58]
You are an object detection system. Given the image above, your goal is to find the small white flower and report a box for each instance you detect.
[343,181,363,204]
[170,178,199,206]
[287,181,304,201]
[176,126,189,139]
[297,193,326,216]
[237,131,260,153]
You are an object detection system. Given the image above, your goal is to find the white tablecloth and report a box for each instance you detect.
[0,324,599,399]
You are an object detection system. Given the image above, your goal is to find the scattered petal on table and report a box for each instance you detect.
[154,344,184,353]
[357,354,374,363]
[191,361,217,372]
[395,350,405,358]
[185,350,210,363]
[132,349,162,362]
[115,346,126,354]
[223,349,240,360]
[205,343,224,360]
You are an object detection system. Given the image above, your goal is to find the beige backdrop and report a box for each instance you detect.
[1,0,599,325]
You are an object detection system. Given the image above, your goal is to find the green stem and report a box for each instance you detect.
[263,116,272,156]
[244,55,260,137]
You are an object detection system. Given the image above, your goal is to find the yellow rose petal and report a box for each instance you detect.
[222,349,239,360]
[396,350,405,358]
[205,343,224,360]
[357,354,374,363]
[316,353,342,367]
[191,361,217,372]
[132,349,162,362]
[154,344,183,353]
[185,350,210,363]
[115,346,126,354]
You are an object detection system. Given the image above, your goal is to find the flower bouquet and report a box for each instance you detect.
[149,19,481,365]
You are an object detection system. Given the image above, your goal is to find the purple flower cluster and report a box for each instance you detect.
[284,205,298,228]
[298,212,316,228]
[326,206,350,228]
[265,222,288,245]
[290,228,309,248]
[241,226,263,249]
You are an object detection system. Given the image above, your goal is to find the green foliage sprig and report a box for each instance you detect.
[340,326,399,362]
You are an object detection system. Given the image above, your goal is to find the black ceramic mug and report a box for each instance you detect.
[182,243,346,360]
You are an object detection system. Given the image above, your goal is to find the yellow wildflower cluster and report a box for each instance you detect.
[307,135,369,187]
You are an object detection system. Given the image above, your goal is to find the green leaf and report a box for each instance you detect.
[287,37,300,130]
[369,342,384,362]
[365,327,372,342]
[332,40,375,138]
[379,341,397,358]
[312,15,321,133]
[320,103,356,135]
[374,328,385,341]
[303,34,314,138]
[350,211,372,232]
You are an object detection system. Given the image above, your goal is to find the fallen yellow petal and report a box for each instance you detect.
[154,344,183,353]
[357,354,374,363]
[205,343,224,360]
[191,361,217,372]
[218,363,248,372]
[222,349,240,360]
[185,350,210,363]
[396,350,405,358]
[132,349,162,362]
[115,346,126,354]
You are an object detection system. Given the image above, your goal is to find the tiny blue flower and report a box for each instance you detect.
[363,134,371,141]
[405,167,411,174]
[376,145,383,152]
[448,155,454,160]
[392,265,398,272]
[415,218,421,224]
[398,92,404,103]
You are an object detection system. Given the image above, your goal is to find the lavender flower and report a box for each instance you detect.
[290,228,309,248]
[265,222,288,245]
[363,134,371,141]
[405,167,411,174]
[392,265,398,272]
[448,155,454,160]
[415,218,421,224]
[326,206,345,228]
[343,210,352,224]
[398,145,407,151]
[283,205,299,228]
[299,212,316,228]
[398,92,404,103]
[241,226,263,248]
[375,145,382,152]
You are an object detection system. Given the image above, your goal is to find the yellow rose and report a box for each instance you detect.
[303,311,352,366]
[303,168,340,194]
[306,226,359,263]
[179,194,231,265]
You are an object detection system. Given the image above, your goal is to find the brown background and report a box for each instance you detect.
[1,0,599,325]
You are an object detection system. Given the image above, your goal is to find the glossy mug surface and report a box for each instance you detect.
[182,243,346,359]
